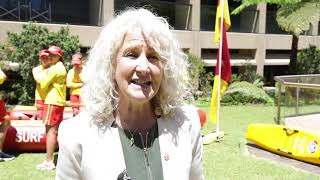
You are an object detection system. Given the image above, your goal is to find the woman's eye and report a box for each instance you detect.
[147,55,159,62]
[124,52,138,59]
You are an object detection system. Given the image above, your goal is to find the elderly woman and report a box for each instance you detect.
[56,8,203,180]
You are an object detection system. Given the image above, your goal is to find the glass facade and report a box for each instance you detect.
[0,0,101,26]
[200,5,259,33]
[115,0,192,30]
[200,0,259,33]
[51,0,90,25]
[266,5,287,34]
[1,0,319,33]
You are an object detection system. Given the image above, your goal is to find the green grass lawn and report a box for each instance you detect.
[0,105,319,179]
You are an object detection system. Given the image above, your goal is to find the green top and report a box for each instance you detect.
[117,122,164,180]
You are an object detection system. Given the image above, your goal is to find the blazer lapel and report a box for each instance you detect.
[158,118,191,180]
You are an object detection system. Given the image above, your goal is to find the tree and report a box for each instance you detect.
[296,46,320,74]
[0,23,80,104]
[232,0,320,74]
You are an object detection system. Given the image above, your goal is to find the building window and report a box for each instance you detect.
[51,0,91,25]
[200,0,258,33]
[266,5,287,34]
[115,0,192,30]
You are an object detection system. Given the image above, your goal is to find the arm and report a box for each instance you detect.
[32,66,46,84]
[40,66,57,91]
[79,73,85,82]
[189,106,204,180]
[0,68,7,85]
[67,82,83,89]
[67,70,83,88]
[79,67,86,83]
[56,119,82,180]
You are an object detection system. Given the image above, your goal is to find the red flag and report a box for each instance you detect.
[215,23,231,82]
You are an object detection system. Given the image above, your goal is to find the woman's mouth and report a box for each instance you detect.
[131,79,152,86]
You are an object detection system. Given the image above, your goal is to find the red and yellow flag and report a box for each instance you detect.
[209,0,232,123]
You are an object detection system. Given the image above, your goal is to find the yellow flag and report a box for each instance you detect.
[214,0,231,44]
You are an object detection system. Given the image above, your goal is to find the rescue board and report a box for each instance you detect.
[4,120,47,152]
[9,105,73,120]
[246,123,320,165]
[3,106,73,152]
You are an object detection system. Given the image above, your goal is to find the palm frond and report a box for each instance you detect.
[276,1,320,35]
[231,0,302,15]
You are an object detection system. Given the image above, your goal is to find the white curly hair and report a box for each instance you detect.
[82,8,190,123]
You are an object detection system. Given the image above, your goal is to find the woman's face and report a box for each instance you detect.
[40,57,51,68]
[115,29,164,105]
[49,54,60,64]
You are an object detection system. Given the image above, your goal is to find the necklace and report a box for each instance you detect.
[114,113,138,146]
[138,123,158,180]
[122,123,138,146]
[128,129,137,146]
[139,132,154,180]
[115,111,157,147]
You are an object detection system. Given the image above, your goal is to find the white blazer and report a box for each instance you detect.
[56,105,204,180]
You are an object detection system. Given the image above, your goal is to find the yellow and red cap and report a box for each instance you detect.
[48,46,63,57]
[71,53,83,65]
[39,49,49,58]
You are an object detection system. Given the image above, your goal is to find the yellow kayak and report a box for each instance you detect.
[246,123,320,165]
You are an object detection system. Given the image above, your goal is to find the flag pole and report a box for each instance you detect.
[202,0,226,144]
[215,0,226,141]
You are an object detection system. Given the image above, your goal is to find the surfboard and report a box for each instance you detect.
[246,123,320,165]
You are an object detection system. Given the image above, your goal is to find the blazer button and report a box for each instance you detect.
[164,153,169,161]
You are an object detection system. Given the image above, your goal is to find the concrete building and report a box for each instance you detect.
[0,0,319,79]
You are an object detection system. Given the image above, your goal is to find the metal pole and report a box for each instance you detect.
[277,82,281,124]
[295,80,300,115]
[216,0,226,134]
[98,0,103,26]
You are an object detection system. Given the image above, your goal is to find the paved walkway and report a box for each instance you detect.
[247,144,320,174]
[285,113,320,133]
[247,113,320,174]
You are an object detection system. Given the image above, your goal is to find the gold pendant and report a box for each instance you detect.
[130,137,134,146]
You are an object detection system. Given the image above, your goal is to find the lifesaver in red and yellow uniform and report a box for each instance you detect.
[196,108,206,128]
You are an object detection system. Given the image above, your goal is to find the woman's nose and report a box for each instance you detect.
[136,55,150,74]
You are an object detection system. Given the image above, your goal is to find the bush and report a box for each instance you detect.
[196,96,211,107]
[236,62,264,87]
[0,23,81,105]
[296,46,320,74]
[221,81,274,105]
[186,53,213,98]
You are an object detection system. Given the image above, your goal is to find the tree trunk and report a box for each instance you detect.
[288,34,299,74]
